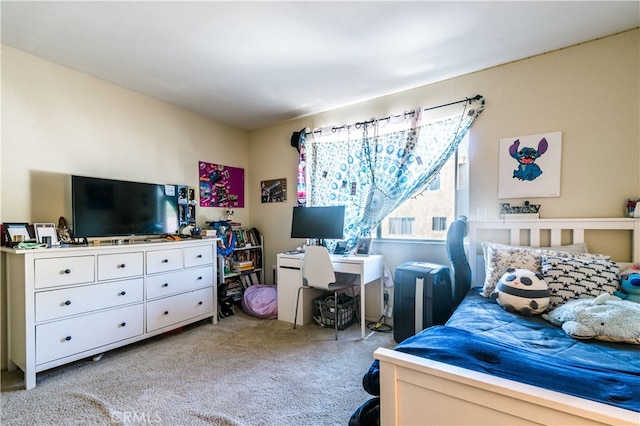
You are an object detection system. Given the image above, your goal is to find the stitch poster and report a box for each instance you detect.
[198,161,245,208]
[498,131,562,199]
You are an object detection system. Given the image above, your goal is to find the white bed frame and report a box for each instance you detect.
[375,218,640,425]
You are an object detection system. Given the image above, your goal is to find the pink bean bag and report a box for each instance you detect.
[241,285,278,319]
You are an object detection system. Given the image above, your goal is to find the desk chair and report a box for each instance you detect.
[293,245,358,340]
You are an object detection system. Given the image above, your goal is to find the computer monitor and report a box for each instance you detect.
[290,205,345,240]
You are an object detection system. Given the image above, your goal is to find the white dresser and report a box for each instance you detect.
[3,238,217,389]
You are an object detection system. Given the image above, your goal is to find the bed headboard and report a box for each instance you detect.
[467,218,640,287]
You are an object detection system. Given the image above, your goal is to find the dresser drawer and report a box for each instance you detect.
[146,287,214,332]
[35,256,95,289]
[184,245,214,268]
[146,248,182,274]
[145,266,214,300]
[35,278,144,322]
[97,252,144,281]
[36,304,144,365]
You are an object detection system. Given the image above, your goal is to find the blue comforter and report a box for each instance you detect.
[364,290,640,412]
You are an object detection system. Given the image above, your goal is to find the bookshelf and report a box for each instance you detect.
[218,227,264,303]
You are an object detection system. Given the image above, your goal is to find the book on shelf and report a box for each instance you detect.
[232,261,254,272]
[231,227,262,248]
[240,275,254,288]
[249,272,260,284]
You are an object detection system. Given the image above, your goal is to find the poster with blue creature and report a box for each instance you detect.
[498,131,562,198]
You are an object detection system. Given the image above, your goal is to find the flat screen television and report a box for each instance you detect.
[72,175,179,238]
[290,205,345,240]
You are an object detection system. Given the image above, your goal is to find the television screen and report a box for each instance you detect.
[72,175,179,238]
[290,205,345,240]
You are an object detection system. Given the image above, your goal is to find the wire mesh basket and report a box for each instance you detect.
[313,293,358,330]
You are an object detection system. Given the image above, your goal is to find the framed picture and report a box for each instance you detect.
[34,223,59,246]
[355,237,372,256]
[498,131,562,199]
[333,241,347,255]
[3,222,32,243]
[261,178,287,203]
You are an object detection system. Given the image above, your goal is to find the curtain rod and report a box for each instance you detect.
[305,94,484,135]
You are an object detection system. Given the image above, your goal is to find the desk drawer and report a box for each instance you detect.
[36,304,143,365]
[278,257,301,269]
[332,261,361,275]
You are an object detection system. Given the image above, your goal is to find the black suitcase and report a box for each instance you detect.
[393,262,453,343]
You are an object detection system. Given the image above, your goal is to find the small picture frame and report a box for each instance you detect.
[3,223,33,245]
[34,223,59,246]
[261,178,287,203]
[355,237,372,256]
[333,241,347,255]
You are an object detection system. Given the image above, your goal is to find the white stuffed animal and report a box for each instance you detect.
[491,268,550,316]
[543,293,640,344]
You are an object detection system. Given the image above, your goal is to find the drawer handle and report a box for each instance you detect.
[120,322,127,327]
[162,259,169,264]
[198,301,203,305]
[162,283,169,288]
[64,300,71,306]
[197,276,203,280]
[63,269,71,274]
[119,263,126,268]
[164,311,169,315]
[119,291,127,296]
[197,254,203,258]
[65,336,72,341]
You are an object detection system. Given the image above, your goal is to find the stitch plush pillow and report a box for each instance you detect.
[480,242,607,297]
[541,256,620,311]
[543,293,640,344]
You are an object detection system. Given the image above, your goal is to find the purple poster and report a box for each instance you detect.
[199,161,245,208]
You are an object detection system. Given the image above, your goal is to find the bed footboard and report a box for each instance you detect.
[374,347,639,426]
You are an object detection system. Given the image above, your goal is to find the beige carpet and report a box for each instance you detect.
[1,309,395,426]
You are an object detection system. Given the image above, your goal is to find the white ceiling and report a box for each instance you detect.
[2,1,639,131]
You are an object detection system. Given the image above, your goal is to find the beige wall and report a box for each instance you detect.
[249,29,640,278]
[1,46,250,225]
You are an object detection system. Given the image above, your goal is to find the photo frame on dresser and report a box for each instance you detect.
[3,222,33,245]
[34,223,59,246]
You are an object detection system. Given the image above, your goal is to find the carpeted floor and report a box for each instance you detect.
[1,309,395,426]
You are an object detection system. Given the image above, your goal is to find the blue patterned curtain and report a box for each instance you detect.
[299,96,484,248]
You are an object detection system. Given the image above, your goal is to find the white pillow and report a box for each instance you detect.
[480,242,607,297]
[541,256,620,311]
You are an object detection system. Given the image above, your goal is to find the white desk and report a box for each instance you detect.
[276,252,384,339]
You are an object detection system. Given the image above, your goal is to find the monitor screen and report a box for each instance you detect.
[72,175,179,238]
[290,205,345,240]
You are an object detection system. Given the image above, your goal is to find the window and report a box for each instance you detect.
[375,135,468,240]
[388,217,415,235]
